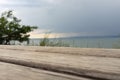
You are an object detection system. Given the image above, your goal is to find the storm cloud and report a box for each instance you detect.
[0,0,120,37]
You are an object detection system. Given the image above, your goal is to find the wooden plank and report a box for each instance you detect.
[0,45,120,58]
[0,62,87,80]
[0,45,120,79]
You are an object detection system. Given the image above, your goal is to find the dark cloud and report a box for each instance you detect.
[45,0,120,36]
[0,0,120,36]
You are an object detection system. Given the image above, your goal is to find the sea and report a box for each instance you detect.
[28,36,120,49]
[11,36,120,49]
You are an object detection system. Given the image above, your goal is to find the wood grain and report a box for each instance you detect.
[0,45,119,80]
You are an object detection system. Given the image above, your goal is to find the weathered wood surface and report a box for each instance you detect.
[0,62,87,80]
[0,45,120,80]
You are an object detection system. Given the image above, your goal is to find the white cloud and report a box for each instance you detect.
[44,0,56,3]
[29,29,106,38]
[29,29,82,38]
[43,0,62,4]
[0,0,42,7]
[0,0,8,4]
[0,0,21,5]
[29,32,80,38]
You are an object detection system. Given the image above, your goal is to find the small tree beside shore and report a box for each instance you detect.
[0,10,37,45]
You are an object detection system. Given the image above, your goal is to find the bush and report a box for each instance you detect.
[40,34,70,47]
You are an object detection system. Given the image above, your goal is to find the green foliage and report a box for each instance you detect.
[40,33,50,46]
[48,40,70,47]
[40,33,70,47]
[112,40,120,49]
[0,10,37,45]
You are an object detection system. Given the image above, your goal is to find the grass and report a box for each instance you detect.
[112,40,120,49]
[39,34,70,47]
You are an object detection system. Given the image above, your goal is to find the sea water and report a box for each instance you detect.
[28,36,120,49]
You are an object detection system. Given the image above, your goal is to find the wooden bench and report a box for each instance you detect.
[0,45,120,80]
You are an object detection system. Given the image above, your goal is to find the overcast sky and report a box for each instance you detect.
[0,0,120,38]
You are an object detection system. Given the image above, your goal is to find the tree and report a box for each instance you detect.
[0,10,37,45]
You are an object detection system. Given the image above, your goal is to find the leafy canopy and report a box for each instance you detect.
[0,10,37,45]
